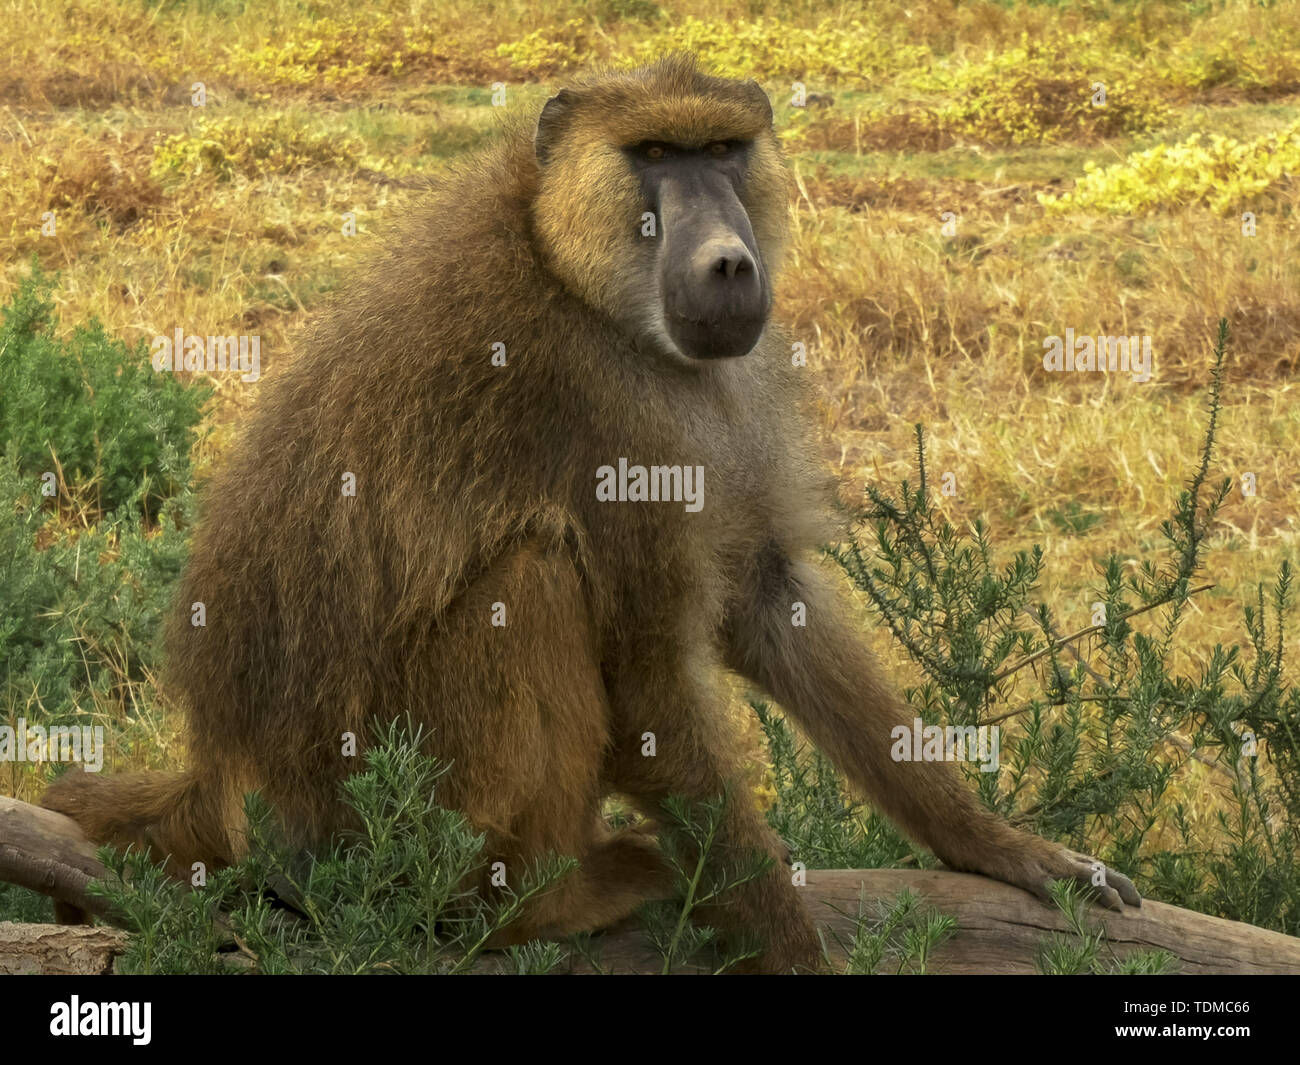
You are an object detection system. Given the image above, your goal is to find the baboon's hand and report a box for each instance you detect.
[1017,842,1142,911]
[965,836,1142,911]
[1051,847,1142,910]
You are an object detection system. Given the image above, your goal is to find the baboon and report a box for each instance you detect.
[43,54,1139,972]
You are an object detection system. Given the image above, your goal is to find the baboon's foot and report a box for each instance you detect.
[487,828,673,948]
[706,869,823,974]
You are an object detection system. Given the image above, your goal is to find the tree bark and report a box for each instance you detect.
[0,922,128,975]
[0,796,112,920]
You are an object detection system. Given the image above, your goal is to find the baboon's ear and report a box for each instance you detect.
[535,89,578,166]
[741,80,773,127]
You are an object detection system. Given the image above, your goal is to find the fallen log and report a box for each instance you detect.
[0,923,128,975]
[794,868,1300,975]
[2,795,1298,974]
[559,868,1300,974]
[0,796,112,921]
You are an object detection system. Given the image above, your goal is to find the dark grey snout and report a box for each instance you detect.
[656,170,770,360]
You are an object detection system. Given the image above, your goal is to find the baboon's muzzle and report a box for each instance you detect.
[656,169,770,360]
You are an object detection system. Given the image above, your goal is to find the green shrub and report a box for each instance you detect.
[1037,880,1178,974]
[86,723,788,974]
[0,455,193,726]
[0,262,208,518]
[0,267,203,825]
[758,699,915,871]
[91,721,578,975]
[830,890,956,976]
[636,793,772,974]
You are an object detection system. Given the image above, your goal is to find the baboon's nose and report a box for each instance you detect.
[688,237,765,331]
[694,238,758,289]
[711,247,753,280]
[665,236,768,359]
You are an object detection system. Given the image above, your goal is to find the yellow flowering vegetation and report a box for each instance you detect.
[496,16,928,85]
[1041,120,1300,216]
[625,16,928,84]
[923,37,1170,146]
[494,19,593,77]
[1164,33,1300,96]
[151,114,366,182]
[221,14,477,88]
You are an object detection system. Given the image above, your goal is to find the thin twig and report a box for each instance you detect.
[991,583,1216,684]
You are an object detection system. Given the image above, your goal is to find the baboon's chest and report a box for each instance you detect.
[584,392,780,632]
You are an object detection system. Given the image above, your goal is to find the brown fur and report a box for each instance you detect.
[43,55,1135,970]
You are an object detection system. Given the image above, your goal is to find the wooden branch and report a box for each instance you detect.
[3,796,1298,974]
[797,869,1300,975]
[559,869,1300,974]
[0,923,127,975]
[0,797,112,920]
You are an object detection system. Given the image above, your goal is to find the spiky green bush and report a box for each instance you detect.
[0,265,204,825]
[0,262,208,517]
[90,721,576,975]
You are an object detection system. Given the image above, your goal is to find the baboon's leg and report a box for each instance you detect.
[723,545,1141,909]
[604,656,822,973]
[430,543,670,943]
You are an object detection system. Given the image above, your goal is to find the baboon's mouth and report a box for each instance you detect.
[665,311,765,360]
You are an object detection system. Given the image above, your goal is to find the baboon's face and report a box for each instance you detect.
[622,138,769,360]
[532,64,791,364]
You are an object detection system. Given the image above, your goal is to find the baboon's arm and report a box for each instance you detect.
[723,543,1141,910]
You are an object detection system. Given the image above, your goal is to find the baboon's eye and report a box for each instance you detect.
[645,144,666,160]
[708,142,730,156]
